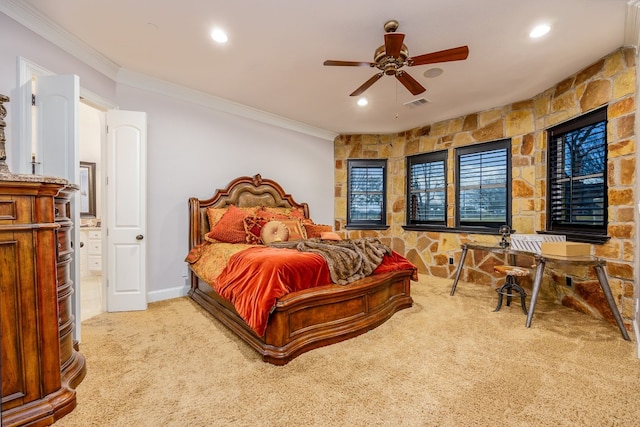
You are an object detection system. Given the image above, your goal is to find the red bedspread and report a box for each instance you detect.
[212,246,417,337]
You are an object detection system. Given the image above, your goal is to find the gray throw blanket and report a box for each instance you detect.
[268,237,391,285]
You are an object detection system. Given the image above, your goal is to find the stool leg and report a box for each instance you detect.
[494,285,505,312]
[506,276,515,307]
[510,276,528,315]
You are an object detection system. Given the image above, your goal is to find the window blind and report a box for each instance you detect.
[548,120,606,230]
[458,147,508,224]
[407,153,446,224]
[347,160,386,225]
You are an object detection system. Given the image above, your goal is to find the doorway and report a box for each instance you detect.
[21,58,148,334]
[78,101,105,321]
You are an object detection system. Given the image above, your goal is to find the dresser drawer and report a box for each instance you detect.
[88,230,101,240]
[0,196,36,224]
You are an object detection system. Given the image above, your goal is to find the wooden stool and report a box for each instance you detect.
[493,265,529,315]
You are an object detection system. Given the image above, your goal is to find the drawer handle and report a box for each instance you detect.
[136,234,144,241]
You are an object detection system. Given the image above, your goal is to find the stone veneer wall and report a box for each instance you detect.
[334,47,637,331]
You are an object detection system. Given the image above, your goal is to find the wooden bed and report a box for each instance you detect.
[188,174,414,365]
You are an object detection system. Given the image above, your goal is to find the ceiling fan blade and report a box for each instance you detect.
[408,45,469,66]
[384,32,405,58]
[350,73,384,96]
[395,71,426,95]
[323,60,375,67]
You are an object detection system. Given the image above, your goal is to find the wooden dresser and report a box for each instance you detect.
[0,177,86,426]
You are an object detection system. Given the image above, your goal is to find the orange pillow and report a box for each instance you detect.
[206,207,228,229]
[206,205,251,243]
[320,231,341,241]
[280,218,307,241]
[304,223,333,238]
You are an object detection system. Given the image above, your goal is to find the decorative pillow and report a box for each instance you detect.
[256,206,306,221]
[206,207,228,229]
[206,205,253,244]
[205,205,258,243]
[261,220,289,244]
[304,223,333,238]
[320,231,342,241]
[184,243,206,264]
[243,216,269,245]
[279,218,307,241]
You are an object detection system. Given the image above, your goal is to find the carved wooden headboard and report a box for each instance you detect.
[188,174,309,249]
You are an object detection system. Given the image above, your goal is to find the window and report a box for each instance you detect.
[346,159,387,228]
[455,139,511,230]
[546,107,607,240]
[406,151,447,226]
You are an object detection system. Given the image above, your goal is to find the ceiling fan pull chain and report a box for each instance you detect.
[395,80,399,119]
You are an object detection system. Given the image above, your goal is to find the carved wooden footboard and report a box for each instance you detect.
[188,174,413,365]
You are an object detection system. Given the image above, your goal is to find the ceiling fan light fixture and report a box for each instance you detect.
[210,28,228,44]
[357,98,368,107]
[529,24,551,38]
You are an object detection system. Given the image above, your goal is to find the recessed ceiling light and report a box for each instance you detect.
[357,98,368,107]
[529,24,550,38]
[210,28,228,43]
[423,67,443,78]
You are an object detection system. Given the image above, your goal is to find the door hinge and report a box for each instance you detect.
[31,94,36,106]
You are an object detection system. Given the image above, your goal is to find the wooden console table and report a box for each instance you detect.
[449,243,630,341]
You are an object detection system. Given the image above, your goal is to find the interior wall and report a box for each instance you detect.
[116,84,334,299]
[0,12,335,301]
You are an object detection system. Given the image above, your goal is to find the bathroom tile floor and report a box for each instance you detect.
[81,275,104,321]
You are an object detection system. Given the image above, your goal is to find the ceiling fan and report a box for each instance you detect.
[323,20,469,97]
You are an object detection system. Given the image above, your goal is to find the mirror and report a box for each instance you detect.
[79,161,96,218]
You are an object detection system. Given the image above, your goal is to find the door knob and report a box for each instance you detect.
[136,234,144,240]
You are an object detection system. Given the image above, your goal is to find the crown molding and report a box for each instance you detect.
[0,0,120,80]
[625,0,640,47]
[117,69,338,141]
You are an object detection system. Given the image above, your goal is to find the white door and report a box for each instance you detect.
[35,74,79,180]
[105,110,147,312]
[35,74,82,338]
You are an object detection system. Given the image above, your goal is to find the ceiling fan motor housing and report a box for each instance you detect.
[374,44,408,75]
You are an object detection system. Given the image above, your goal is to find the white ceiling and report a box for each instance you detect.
[4,0,636,136]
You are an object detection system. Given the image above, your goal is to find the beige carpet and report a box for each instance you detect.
[56,276,640,427]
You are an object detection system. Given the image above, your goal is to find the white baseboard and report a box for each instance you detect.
[147,281,190,303]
